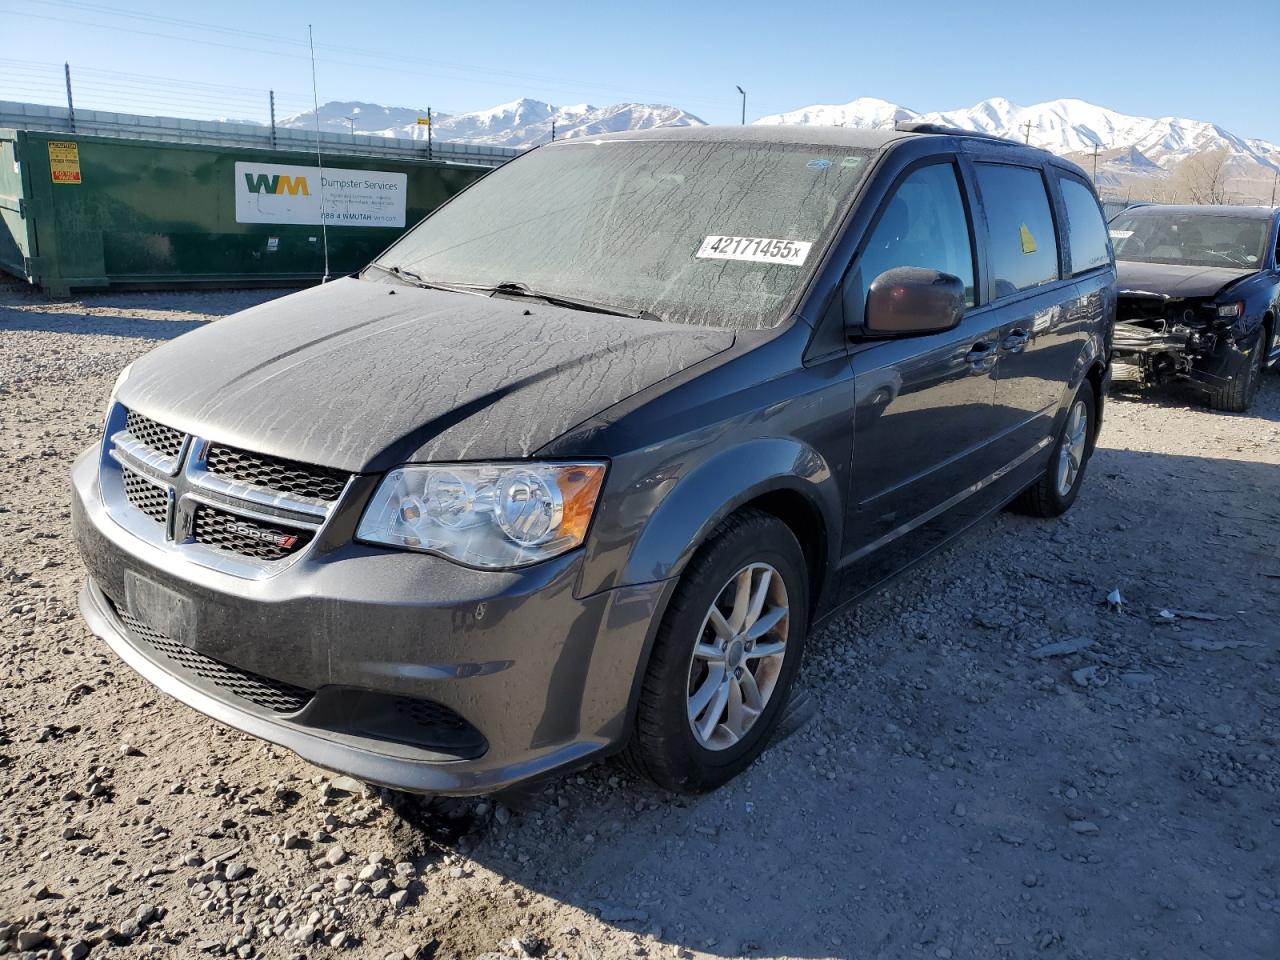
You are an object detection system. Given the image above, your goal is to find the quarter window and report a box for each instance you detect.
[975,163,1060,297]
[848,162,975,326]
[1059,177,1111,274]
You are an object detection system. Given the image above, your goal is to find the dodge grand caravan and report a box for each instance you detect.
[73,124,1115,795]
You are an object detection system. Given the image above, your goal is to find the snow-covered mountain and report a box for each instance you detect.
[760,96,918,130]
[280,99,704,148]
[757,96,1280,200]
[279,94,1277,200]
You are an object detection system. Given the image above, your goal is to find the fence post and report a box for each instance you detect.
[64,62,76,133]
[427,107,432,162]
[269,90,277,150]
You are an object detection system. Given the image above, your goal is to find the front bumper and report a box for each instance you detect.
[71,448,673,794]
[1111,321,1236,389]
[1116,320,1223,386]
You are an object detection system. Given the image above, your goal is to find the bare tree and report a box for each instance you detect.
[1169,148,1232,204]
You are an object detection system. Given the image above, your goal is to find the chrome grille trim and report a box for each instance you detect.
[111,429,182,477]
[187,443,331,521]
[205,444,348,502]
[123,410,184,463]
[99,403,353,579]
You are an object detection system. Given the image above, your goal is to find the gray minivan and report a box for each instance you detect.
[73,124,1114,794]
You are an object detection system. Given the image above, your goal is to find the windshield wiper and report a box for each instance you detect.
[365,263,489,296]
[488,281,664,322]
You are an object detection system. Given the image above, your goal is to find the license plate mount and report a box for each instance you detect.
[124,572,196,647]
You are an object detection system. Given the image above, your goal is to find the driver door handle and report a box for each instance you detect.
[965,340,996,363]
[1002,329,1031,352]
[964,340,998,374]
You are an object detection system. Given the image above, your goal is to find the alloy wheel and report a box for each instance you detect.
[1055,399,1089,497]
[686,562,789,751]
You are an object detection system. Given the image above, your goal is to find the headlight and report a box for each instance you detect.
[1216,302,1244,318]
[356,462,606,569]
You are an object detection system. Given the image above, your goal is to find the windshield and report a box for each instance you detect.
[1109,211,1268,269]
[371,139,873,328]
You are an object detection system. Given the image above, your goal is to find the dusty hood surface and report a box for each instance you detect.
[1116,261,1252,300]
[117,278,733,472]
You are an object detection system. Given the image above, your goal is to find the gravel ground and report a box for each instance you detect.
[1,279,1278,960]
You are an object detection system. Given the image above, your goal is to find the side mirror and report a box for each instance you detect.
[863,267,966,336]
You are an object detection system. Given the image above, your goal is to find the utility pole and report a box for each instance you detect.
[736,85,746,125]
[269,90,277,149]
[1091,142,1100,185]
[64,62,76,133]
[550,119,556,143]
[1271,170,1278,207]
[343,116,355,135]
[1022,119,1033,144]
[427,107,432,161]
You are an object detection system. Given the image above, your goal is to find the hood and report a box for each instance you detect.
[117,278,733,472]
[1116,260,1252,300]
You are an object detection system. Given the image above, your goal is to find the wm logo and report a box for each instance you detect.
[243,173,310,196]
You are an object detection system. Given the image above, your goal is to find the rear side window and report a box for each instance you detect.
[848,162,975,325]
[1059,177,1111,274]
[975,163,1060,297]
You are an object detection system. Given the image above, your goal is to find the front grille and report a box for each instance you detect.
[125,410,185,460]
[191,504,313,561]
[122,468,170,525]
[106,404,341,569]
[205,445,349,502]
[115,605,314,714]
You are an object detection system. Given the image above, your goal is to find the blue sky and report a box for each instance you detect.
[4,0,1276,142]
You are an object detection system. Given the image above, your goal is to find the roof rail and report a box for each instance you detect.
[894,120,1023,145]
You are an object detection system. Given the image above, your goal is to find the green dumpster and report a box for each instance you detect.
[0,128,489,296]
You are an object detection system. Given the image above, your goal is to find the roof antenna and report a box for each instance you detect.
[308,24,331,283]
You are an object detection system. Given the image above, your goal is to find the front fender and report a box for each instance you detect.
[1055,325,1109,441]
[585,437,841,601]
[1067,330,1105,392]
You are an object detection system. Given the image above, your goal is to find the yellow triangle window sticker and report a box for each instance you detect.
[1019,223,1038,255]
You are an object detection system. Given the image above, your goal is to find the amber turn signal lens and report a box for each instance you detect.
[555,464,606,546]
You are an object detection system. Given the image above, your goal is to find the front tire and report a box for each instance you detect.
[1208,331,1266,412]
[1011,379,1096,518]
[623,509,809,793]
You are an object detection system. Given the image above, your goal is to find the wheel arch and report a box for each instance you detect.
[616,437,842,617]
[1084,357,1107,444]
[1058,337,1107,445]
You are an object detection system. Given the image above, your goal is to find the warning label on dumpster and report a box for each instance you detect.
[234,162,406,228]
[48,142,81,184]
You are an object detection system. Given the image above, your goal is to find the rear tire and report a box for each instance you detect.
[1011,379,1096,518]
[1207,331,1265,412]
[623,509,809,793]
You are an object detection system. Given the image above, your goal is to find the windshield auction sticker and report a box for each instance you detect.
[234,161,407,228]
[696,236,812,266]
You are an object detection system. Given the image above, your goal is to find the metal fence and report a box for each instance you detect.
[0,100,519,168]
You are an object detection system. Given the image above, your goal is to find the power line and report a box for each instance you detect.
[0,57,310,99]
[11,1,740,111]
[0,74,286,115]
